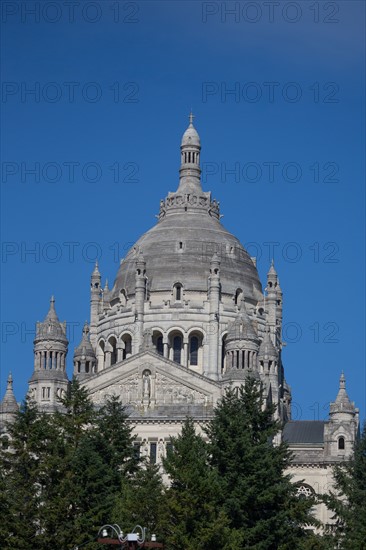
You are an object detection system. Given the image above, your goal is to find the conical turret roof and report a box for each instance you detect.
[227,297,258,342]
[258,327,277,358]
[74,322,96,359]
[0,373,19,414]
[35,297,68,343]
[330,373,355,414]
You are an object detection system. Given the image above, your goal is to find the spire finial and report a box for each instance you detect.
[340,371,346,389]
[48,295,57,317]
[82,321,90,338]
[7,372,13,388]
[189,111,195,126]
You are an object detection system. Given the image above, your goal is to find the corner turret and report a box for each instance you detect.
[324,373,359,460]
[28,297,69,411]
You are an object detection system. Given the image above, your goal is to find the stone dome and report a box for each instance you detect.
[109,116,263,306]
[111,208,262,304]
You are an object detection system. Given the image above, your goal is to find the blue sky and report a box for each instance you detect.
[1,0,365,422]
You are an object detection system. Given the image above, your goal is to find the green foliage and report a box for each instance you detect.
[161,417,230,550]
[113,462,165,538]
[0,383,137,549]
[4,377,363,549]
[324,421,366,550]
[0,398,57,549]
[94,394,138,475]
[205,379,319,549]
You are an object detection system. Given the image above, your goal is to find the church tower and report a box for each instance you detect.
[0,373,19,431]
[266,261,282,346]
[178,111,201,192]
[73,322,97,380]
[324,373,359,460]
[90,261,101,348]
[28,297,69,411]
[223,296,260,388]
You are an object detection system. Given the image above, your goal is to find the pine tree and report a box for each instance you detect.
[55,377,95,446]
[325,421,366,550]
[161,417,230,550]
[0,398,55,549]
[205,379,319,549]
[113,462,165,539]
[94,394,138,475]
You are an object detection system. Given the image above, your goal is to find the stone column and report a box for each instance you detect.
[105,350,111,368]
[117,343,124,362]
[183,340,188,367]
[207,253,220,380]
[163,340,168,359]
[134,252,146,352]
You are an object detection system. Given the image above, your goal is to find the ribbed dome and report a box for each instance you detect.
[111,210,263,303]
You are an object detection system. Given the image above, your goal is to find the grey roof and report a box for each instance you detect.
[112,202,263,301]
[74,322,96,359]
[283,421,325,444]
[258,327,277,358]
[330,372,355,415]
[35,296,68,344]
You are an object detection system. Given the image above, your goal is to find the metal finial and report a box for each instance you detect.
[189,111,195,125]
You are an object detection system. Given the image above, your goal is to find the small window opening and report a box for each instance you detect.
[150,443,157,464]
[189,336,199,366]
[173,336,182,363]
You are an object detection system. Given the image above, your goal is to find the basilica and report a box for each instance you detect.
[0,116,359,525]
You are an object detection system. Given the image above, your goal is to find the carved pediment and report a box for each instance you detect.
[154,371,208,406]
[84,351,218,409]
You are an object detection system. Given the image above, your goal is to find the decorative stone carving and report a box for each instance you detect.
[155,372,207,405]
[140,439,149,458]
[157,439,165,461]
[158,194,220,220]
[142,370,151,398]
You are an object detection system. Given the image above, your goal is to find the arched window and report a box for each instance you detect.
[109,337,117,366]
[173,335,182,363]
[152,331,164,356]
[221,334,227,371]
[338,436,345,450]
[189,336,199,366]
[120,289,127,307]
[157,336,163,356]
[121,334,132,360]
[173,283,182,302]
[234,288,243,305]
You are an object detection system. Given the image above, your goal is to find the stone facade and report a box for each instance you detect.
[0,116,359,526]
